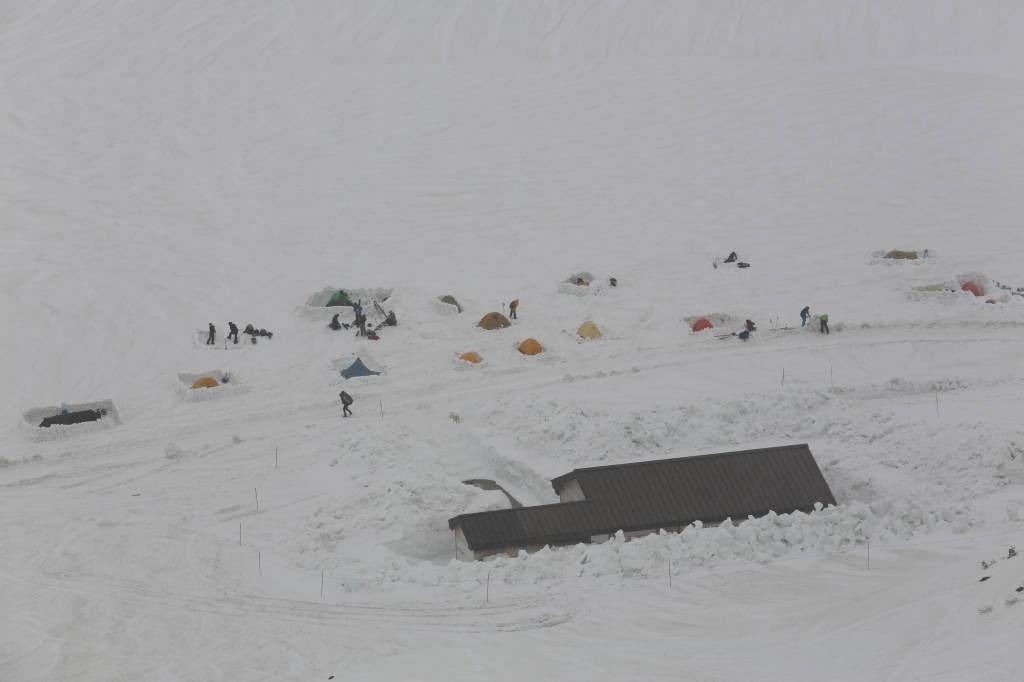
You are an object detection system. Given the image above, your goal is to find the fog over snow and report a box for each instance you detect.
[2,1,1023,680]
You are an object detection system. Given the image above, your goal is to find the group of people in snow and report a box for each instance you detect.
[206,322,274,345]
[328,299,398,340]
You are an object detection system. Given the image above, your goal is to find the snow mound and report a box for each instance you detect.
[19,400,121,443]
[174,371,248,403]
[559,272,611,296]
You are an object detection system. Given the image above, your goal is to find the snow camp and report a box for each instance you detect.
[3,2,1024,680]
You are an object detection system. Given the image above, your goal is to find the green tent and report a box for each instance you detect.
[439,295,462,312]
[327,290,354,307]
[340,358,381,379]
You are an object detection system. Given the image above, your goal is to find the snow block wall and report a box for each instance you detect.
[19,400,121,443]
[174,371,248,403]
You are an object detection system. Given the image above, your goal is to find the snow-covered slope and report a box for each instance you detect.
[2,1,1023,680]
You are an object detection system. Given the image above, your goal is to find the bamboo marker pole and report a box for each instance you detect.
[380,400,383,419]
[239,523,242,546]
[275,446,278,468]
[321,571,324,598]
[936,394,940,418]
[486,573,490,603]
[669,558,672,588]
[782,368,785,388]
[255,488,259,510]
[259,551,261,575]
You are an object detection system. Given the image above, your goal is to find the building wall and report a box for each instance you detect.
[557,479,586,502]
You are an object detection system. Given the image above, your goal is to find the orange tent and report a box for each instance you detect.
[518,338,543,355]
[191,376,220,389]
[459,351,482,364]
[692,318,713,332]
[478,312,511,330]
[961,282,983,297]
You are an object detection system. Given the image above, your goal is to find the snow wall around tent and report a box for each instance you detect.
[559,271,612,296]
[19,400,121,443]
[684,313,747,334]
[331,352,387,378]
[301,287,394,320]
[174,370,248,403]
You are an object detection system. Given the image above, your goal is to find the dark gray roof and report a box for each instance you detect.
[449,444,835,552]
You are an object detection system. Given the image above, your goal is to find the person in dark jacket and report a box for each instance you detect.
[328,314,342,330]
[228,322,239,344]
[819,313,829,334]
[738,330,750,341]
[206,323,216,345]
[800,306,810,327]
[339,391,353,417]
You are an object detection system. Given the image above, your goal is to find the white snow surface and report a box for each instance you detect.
[2,1,1024,679]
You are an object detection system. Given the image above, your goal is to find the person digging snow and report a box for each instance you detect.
[819,313,829,335]
[800,306,810,327]
[339,390,353,417]
[206,323,216,345]
[509,299,519,320]
[745,319,756,332]
[228,322,239,344]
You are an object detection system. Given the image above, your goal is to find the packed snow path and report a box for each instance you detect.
[2,1,1024,679]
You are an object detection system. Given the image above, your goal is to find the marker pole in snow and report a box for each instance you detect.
[321,571,324,598]
[380,400,383,420]
[831,367,833,387]
[867,541,870,570]
[275,446,278,468]
[255,488,258,510]
[782,369,785,388]
[258,551,261,576]
[669,559,672,588]
[486,573,490,603]
[239,523,242,546]
[936,394,940,418]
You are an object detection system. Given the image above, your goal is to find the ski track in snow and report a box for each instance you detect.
[2,1,1024,680]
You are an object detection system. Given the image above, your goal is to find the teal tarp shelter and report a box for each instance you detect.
[340,358,381,379]
[327,290,354,307]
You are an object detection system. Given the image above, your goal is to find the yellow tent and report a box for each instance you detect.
[478,312,511,330]
[518,338,543,355]
[459,351,482,364]
[191,376,220,389]
[577,321,602,339]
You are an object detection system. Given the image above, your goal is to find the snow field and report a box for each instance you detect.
[2,0,1024,679]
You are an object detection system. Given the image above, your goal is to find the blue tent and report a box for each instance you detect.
[340,357,381,379]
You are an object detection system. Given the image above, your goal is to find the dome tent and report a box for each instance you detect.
[577,321,602,339]
[439,295,462,312]
[518,338,543,355]
[327,290,355,307]
[691,318,713,332]
[191,376,220,389]
[340,357,382,379]
[459,351,482,364]
[884,250,918,260]
[478,312,511,330]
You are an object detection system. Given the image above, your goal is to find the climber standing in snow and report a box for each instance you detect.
[800,306,810,327]
[227,321,239,344]
[509,299,519,320]
[353,300,367,336]
[339,390,353,417]
[819,313,829,335]
[206,323,216,345]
